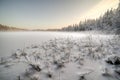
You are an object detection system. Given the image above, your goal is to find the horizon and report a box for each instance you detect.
[0,0,119,29]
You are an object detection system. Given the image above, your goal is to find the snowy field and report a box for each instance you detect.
[0,31,120,80]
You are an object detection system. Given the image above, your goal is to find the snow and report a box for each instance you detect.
[0,31,120,80]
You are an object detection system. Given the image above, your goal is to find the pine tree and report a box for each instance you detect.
[115,1,120,34]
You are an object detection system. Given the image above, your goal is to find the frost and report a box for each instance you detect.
[0,35,120,80]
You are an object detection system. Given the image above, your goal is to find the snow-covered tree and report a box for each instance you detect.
[61,1,120,34]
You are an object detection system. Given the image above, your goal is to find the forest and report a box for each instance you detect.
[62,2,120,34]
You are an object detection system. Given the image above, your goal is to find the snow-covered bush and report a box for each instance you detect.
[0,35,120,80]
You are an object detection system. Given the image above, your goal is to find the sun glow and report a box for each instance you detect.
[79,0,119,21]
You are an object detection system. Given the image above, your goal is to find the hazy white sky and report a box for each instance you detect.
[0,0,119,29]
[79,0,119,21]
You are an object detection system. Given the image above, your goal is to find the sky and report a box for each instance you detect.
[0,0,119,29]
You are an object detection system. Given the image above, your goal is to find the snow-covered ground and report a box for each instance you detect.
[0,31,120,80]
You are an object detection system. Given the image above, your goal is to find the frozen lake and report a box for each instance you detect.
[0,31,91,80]
[0,31,85,57]
[0,31,114,57]
[0,31,117,80]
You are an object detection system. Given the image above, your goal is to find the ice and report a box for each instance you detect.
[0,31,120,80]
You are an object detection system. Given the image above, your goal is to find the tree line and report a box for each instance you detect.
[61,2,120,34]
[0,24,26,31]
